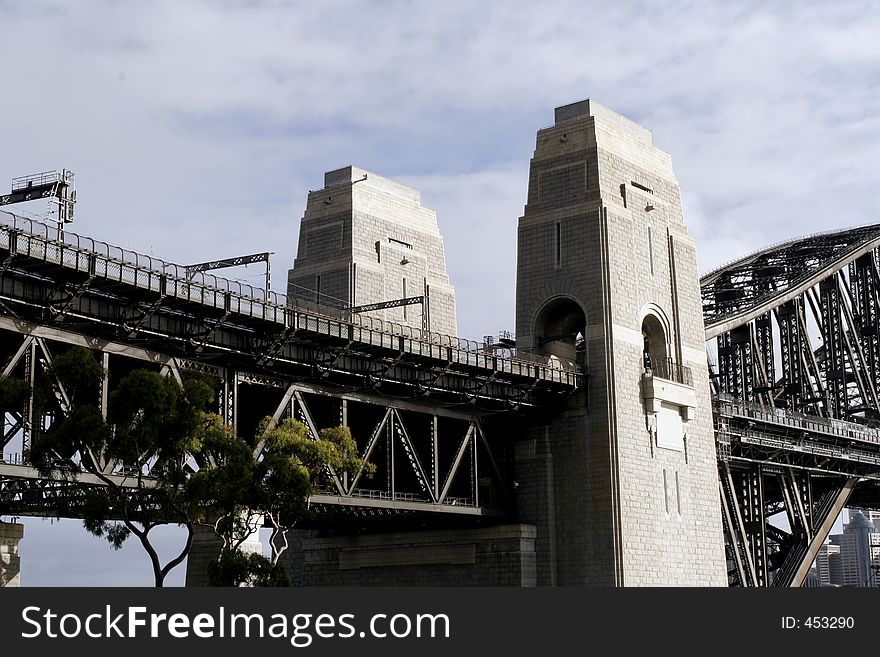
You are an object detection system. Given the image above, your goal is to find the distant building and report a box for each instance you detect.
[815,542,841,586]
[803,568,822,588]
[850,507,880,532]
[813,509,880,587]
[839,511,880,587]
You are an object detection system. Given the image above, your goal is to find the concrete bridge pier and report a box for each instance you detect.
[282,524,537,586]
[0,522,24,587]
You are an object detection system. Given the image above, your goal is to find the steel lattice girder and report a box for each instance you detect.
[706,225,880,586]
[718,459,854,587]
[0,211,570,522]
[714,397,880,479]
[0,321,516,523]
[714,397,873,587]
[704,228,880,423]
[702,224,880,337]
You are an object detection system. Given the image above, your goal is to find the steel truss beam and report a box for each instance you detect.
[715,395,874,586]
[0,326,513,520]
[707,239,880,423]
[703,224,880,337]
[257,383,508,513]
[719,459,856,587]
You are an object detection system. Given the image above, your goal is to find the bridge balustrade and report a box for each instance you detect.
[713,394,880,446]
[650,356,693,386]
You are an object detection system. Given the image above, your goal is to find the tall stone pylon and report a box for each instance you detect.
[287,166,457,337]
[515,100,727,585]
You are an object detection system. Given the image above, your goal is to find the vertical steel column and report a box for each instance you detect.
[341,399,348,493]
[852,256,878,389]
[836,270,876,411]
[754,313,775,401]
[265,259,271,302]
[218,368,238,435]
[777,300,804,411]
[99,352,110,420]
[819,276,847,417]
[388,416,395,498]
[218,376,227,420]
[869,254,880,401]
[231,370,238,438]
[216,368,236,436]
[742,467,768,586]
[432,416,439,502]
[723,325,752,402]
[471,425,478,507]
[717,333,738,397]
[22,340,37,453]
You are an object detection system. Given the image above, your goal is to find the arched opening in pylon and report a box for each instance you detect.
[533,297,586,366]
[641,313,668,372]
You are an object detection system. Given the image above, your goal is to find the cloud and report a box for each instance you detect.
[400,164,529,338]
[3,0,879,584]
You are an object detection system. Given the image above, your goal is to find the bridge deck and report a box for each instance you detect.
[0,457,499,521]
[714,395,880,477]
[0,211,581,408]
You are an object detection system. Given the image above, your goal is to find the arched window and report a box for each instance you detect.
[533,297,586,367]
[641,313,668,373]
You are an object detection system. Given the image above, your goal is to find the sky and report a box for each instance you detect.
[1,0,878,585]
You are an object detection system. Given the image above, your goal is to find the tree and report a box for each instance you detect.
[26,346,373,587]
[0,375,29,465]
[208,547,288,587]
[28,348,227,587]
[258,421,368,567]
[189,417,373,585]
[0,377,29,416]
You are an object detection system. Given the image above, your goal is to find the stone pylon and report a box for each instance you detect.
[514,99,727,585]
[0,522,24,587]
[287,166,458,337]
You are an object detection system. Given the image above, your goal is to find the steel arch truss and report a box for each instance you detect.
[703,224,880,334]
[705,229,880,422]
[704,225,880,586]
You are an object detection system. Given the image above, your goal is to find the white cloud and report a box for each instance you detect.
[400,164,529,339]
